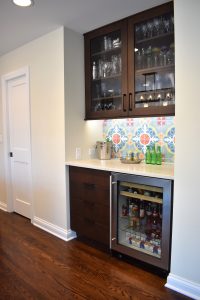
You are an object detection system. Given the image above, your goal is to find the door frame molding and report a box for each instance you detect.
[1,66,33,221]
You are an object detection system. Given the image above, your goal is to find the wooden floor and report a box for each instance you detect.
[0,210,191,300]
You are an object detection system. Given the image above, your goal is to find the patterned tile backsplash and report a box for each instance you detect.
[102,117,175,162]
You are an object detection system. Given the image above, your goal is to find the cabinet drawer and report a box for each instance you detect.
[69,166,110,188]
[70,181,109,206]
[71,196,109,227]
[71,213,109,245]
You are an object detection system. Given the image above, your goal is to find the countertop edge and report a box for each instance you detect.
[65,159,174,180]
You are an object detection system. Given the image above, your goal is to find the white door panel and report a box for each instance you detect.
[5,69,32,219]
[13,148,30,163]
[13,162,31,217]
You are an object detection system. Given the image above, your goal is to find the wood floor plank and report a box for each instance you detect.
[0,210,191,300]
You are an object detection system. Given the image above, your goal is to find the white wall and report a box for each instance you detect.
[166,1,200,298]
[0,28,68,231]
[64,27,102,162]
[0,93,6,210]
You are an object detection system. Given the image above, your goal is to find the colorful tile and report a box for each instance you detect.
[103,116,175,162]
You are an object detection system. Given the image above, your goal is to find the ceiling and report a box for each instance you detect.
[0,0,168,57]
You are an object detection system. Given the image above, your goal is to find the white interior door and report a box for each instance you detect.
[5,69,32,219]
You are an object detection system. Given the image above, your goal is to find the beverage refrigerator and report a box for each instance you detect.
[110,172,173,271]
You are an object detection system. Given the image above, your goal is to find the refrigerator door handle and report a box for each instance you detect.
[110,177,117,249]
[109,175,112,249]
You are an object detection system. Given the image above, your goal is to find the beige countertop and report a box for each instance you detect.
[66,159,174,180]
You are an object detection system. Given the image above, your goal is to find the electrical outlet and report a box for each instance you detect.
[75,147,81,160]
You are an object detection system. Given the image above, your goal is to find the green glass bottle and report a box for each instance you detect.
[151,144,156,165]
[156,145,162,165]
[145,146,151,164]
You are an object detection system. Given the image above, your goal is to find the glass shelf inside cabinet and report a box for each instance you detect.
[134,12,175,109]
[118,181,163,258]
[90,30,122,112]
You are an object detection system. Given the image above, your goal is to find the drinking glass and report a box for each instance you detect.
[163,17,170,33]
[102,61,112,77]
[141,23,148,39]
[135,24,141,41]
[159,46,168,66]
[146,46,152,68]
[147,20,153,38]
[153,17,161,36]
[111,55,120,75]
[170,15,174,32]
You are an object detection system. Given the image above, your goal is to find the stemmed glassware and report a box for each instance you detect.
[163,17,170,33]
[135,24,141,41]
[170,15,174,32]
[141,23,148,39]
[147,21,153,38]
[153,17,161,36]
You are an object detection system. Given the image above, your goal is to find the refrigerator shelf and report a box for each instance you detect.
[119,240,161,258]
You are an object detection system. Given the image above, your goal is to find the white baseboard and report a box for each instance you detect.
[33,216,77,242]
[165,273,200,300]
[0,201,7,211]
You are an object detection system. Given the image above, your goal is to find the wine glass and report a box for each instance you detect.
[153,17,160,36]
[159,46,168,66]
[163,17,170,33]
[170,15,174,32]
[141,23,148,39]
[147,20,153,38]
[135,24,141,41]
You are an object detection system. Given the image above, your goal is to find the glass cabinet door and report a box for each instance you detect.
[118,181,163,258]
[134,12,174,109]
[128,2,175,116]
[85,20,128,119]
[91,31,122,112]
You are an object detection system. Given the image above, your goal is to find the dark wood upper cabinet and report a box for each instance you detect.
[84,2,174,120]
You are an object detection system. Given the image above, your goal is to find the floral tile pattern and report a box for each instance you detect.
[103,117,175,162]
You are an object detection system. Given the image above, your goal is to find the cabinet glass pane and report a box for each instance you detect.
[90,30,122,112]
[134,12,175,108]
[118,181,163,258]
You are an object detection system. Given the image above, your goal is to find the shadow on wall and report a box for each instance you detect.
[103,116,175,162]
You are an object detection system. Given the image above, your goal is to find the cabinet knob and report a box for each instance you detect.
[112,237,116,241]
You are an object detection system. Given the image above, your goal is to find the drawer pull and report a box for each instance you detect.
[84,218,95,225]
[83,182,96,190]
[83,200,95,207]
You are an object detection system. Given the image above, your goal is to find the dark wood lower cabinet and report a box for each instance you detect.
[69,166,110,250]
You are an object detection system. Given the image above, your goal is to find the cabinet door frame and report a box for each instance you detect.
[84,19,128,120]
[128,1,175,117]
